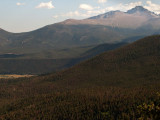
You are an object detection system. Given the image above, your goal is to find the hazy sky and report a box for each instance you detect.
[0,0,160,33]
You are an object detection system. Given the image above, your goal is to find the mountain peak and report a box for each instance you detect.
[127,6,151,14]
[88,6,159,20]
[133,6,146,10]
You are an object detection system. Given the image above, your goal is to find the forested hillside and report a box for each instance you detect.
[0,36,160,119]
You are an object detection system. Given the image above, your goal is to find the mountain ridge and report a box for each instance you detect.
[61,6,160,29]
[44,35,160,88]
[0,6,159,34]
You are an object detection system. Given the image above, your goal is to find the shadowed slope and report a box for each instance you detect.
[0,43,126,74]
[45,35,160,88]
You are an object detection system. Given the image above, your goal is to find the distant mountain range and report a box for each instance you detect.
[0,6,160,52]
[62,6,160,29]
[1,7,160,119]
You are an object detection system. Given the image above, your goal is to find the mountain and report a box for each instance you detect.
[0,25,126,50]
[127,6,157,16]
[89,6,157,20]
[0,6,159,51]
[0,23,158,52]
[0,6,159,76]
[0,6,159,75]
[0,36,160,119]
[62,6,160,29]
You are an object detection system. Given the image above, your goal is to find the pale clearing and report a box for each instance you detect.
[0,74,35,79]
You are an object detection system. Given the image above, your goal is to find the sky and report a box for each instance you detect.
[0,0,160,33]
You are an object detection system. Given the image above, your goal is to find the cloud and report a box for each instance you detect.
[87,9,106,15]
[98,0,107,4]
[105,1,142,12]
[79,4,93,10]
[36,1,54,9]
[89,1,160,15]
[144,1,160,14]
[53,15,58,19]
[64,11,81,17]
[78,1,142,17]
[60,11,90,17]
[16,2,25,6]
[56,2,142,18]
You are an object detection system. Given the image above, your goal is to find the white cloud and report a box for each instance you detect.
[61,11,90,17]
[65,11,80,17]
[105,1,142,12]
[53,15,58,19]
[16,2,25,6]
[88,1,160,15]
[98,0,107,4]
[79,1,141,18]
[78,1,142,17]
[36,1,54,9]
[79,4,93,10]
[144,1,160,14]
[87,9,106,15]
